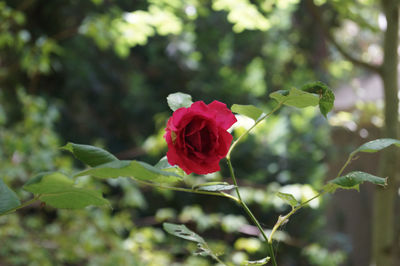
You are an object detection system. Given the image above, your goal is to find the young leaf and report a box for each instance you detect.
[154,156,173,169]
[337,139,400,181]
[23,172,109,209]
[75,160,182,183]
[163,223,221,262]
[62,142,118,167]
[276,192,298,208]
[329,171,387,191]
[231,104,264,121]
[244,257,270,265]
[193,182,235,191]
[167,92,193,111]
[0,179,21,215]
[300,81,335,117]
[270,87,319,108]
[352,138,400,154]
[155,156,184,177]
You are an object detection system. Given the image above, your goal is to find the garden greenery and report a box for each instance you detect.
[1,81,398,265]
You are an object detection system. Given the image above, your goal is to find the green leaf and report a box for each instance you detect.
[244,257,270,265]
[276,192,298,208]
[270,87,319,108]
[352,138,400,154]
[329,171,387,191]
[62,142,118,167]
[0,179,21,215]
[300,81,335,117]
[193,182,235,191]
[155,156,184,177]
[76,160,182,183]
[231,104,264,121]
[23,172,109,209]
[163,223,206,243]
[154,156,173,170]
[163,223,221,261]
[167,92,193,111]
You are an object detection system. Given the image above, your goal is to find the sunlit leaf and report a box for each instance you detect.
[270,87,319,108]
[300,81,335,117]
[167,92,193,111]
[155,156,184,177]
[234,237,262,253]
[352,138,400,154]
[23,172,109,209]
[244,257,270,265]
[0,179,21,215]
[62,142,118,167]
[193,182,235,191]
[212,0,270,32]
[231,104,264,121]
[329,171,387,191]
[276,192,298,208]
[76,160,182,183]
[163,223,221,261]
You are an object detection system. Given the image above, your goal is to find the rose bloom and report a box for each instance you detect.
[164,101,237,175]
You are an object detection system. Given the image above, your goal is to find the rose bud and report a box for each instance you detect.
[164,101,237,175]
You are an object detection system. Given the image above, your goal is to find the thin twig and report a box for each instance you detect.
[306,0,381,74]
[131,178,240,203]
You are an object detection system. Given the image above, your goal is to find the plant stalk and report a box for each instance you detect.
[227,158,277,266]
[132,178,240,203]
[268,190,327,243]
[227,102,283,160]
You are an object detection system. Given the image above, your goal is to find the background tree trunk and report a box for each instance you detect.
[372,1,399,265]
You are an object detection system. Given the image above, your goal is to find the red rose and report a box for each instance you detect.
[164,101,237,175]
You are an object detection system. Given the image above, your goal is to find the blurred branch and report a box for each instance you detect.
[17,0,36,11]
[115,147,146,159]
[306,0,382,74]
[51,27,79,41]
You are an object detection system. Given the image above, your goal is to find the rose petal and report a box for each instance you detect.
[165,100,236,175]
[181,155,221,175]
[185,117,208,136]
[166,142,180,166]
[189,101,209,114]
[169,107,194,130]
[186,131,202,152]
[208,101,237,129]
[216,128,233,156]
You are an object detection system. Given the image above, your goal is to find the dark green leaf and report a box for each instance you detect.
[329,171,387,191]
[76,160,182,183]
[231,104,264,121]
[193,182,235,191]
[300,81,335,117]
[353,138,400,154]
[163,223,206,243]
[23,172,109,209]
[167,92,193,111]
[163,223,222,261]
[244,257,270,265]
[276,192,298,208]
[62,142,118,167]
[0,179,21,215]
[270,87,319,108]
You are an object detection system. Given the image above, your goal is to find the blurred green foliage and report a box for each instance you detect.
[0,0,372,264]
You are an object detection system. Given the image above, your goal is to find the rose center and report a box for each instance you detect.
[184,120,214,153]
